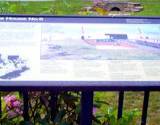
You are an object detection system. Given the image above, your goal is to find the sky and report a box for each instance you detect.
[44,23,160,39]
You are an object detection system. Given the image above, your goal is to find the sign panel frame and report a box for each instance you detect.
[0,15,160,87]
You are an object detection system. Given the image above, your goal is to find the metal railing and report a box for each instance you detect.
[0,83,159,125]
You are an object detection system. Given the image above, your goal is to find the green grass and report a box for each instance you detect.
[51,0,91,15]
[1,0,160,16]
[95,92,160,125]
[0,0,92,15]
[0,1,54,14]
[131,0,160,16]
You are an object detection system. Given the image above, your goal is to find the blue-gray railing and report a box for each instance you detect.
[0,81,160,125]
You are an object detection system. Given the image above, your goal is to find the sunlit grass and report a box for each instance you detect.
[131,0,160,16]
[94,92,160,125]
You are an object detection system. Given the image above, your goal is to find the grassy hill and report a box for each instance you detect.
[131,0,160,16]
[0,0,160,16]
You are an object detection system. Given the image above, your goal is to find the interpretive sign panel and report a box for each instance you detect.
[0,16,160,84]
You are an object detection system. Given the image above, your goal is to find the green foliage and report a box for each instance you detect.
[0,1,53,14]
[94,92,141,125]
[0,0,160,16]
[0,1,91,15]
[0,2,10,14]
[51,0,91,15]
[93,100,140,125]
[0,91,141,125]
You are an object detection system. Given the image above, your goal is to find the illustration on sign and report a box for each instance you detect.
[0,54,29,79]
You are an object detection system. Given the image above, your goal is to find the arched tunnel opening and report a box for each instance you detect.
[110,7,121,11]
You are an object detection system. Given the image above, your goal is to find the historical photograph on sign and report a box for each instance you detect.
[41,23,160,61]
[0,47,40,80]
[0,51,29,80]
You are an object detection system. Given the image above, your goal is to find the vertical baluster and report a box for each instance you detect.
[23,90,29,121]
[0,92,2,119]
[80,91,93,125]
[0,92,2,125]
[141,91,150,125]
[117,91,124,119]
[50,91,58,122]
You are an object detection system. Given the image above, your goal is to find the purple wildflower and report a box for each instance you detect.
[8,111,17,118]
[3,94,23,118]
[13,100,21,107]
[4,95,16,104]
[93,107,97,115]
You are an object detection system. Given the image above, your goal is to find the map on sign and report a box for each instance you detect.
[0,16,160,81]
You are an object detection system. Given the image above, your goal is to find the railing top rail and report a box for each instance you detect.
[0,81,160,91]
